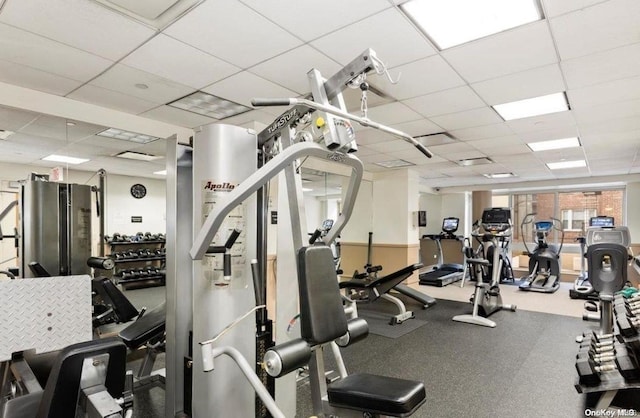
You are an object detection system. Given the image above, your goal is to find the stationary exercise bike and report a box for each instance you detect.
[519,214,564,293]
[309,218,342,274]
[453,207,517,328]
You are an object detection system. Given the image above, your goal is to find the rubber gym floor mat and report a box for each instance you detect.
[357,308,428,338]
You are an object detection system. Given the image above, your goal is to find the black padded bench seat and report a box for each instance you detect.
[327,373,426,417]
[118,302,166,350]
[339,263,423,295]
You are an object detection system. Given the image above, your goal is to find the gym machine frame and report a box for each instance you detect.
[165,49,432,417]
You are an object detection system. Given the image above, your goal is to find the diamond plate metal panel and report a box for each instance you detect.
[0,275,92,361]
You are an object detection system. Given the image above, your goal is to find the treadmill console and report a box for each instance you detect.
[322,219,334,231]
[442,217,459,234]
[589,216,614,228]
[481,207,511,233]
[534,221,553,232]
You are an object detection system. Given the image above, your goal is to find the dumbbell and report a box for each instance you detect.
[156,233,165,241]
[154,248,165,256]
[576,356,617,386]
[615,298,640,312]
[111,233,123,242]
[617,315,640,337]
[138,249,152,258]
[120,269,135,280]
[112,251,124,260]
[615,343,640,381]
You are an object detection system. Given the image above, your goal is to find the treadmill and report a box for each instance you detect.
[419,217,466,287]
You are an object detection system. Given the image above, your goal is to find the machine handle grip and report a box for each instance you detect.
[367,265,383,273]
[251,98,292,107]
[308,229,322,244]
[225,229,241,249]
[224,253,231,277]
[414,142,433,158]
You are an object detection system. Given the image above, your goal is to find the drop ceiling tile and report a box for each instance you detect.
[80,135,145,153]
[516,126,579,143]
[239,0,390,42]
[366,139,416,154]
[568,76,640,109]
[506,111,576,134]
[450,123,515,141]
[24,116,105,142]
[311,8,435,68]
[129,139,169,156]
[140,106,218,129]
[428,142,474,155]
[471,137,531,156]
[67,84,159,114]
[355,128,395,145]
[390,120,444,138]
[164,1,302,69]
[430,108,503,131]
[403,86,485,118]
[535,146,586,162]
[446,151,490,161]
[379,56,465,100]
[0,59,82,96]
[389,149,439,165]
[0,23,113,82]
[364,163,389,173]
[471,64,565,105]
[552,168,591,178]
[0,106,40,131]
[122,34,240,89]
[442,21,557,83]
[359,153,394,163]
[543,0,606,18]
[218,110,277,127]
[579,115,640,136]
[88,64,194,104]
[550,0,640,60]
[365,102,423,125]
[202,71,297,118]
[5,133,64,151]
[355,145,378,157]
[249,45,341,94]
[573,98,640,125]
[0,0,155,60]
[562,43,640,90]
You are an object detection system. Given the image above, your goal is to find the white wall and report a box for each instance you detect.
[341,179,373,243]
[419,192,442,237]
[441,193,467,235]
[304,194,322,231]
[627,182,640,242]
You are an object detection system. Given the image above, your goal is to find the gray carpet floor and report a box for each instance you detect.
[122,286,640,417]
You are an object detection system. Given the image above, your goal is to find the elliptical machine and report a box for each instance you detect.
[570,216,615,300]
[453,207,517,328]
[519,214,564,293]
[309,218,342,274]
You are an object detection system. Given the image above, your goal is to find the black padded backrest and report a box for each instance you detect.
[28,262,51,277]
[119,302,166,350]
[587,243,628,296]
[37,337,127,418]
[92,277,139,323]
[298,245,348,345]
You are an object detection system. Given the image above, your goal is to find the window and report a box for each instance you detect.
[561,209,597,231]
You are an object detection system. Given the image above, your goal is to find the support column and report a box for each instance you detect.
[472,191,492,223]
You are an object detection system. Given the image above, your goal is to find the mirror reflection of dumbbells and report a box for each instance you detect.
[119,267,163,280]
[106,232,166,243]
[575,332,640,386]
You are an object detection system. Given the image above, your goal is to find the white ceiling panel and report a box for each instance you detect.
[450,123,515,141]
[0,59,82,96]
[30,116,105,141]
[88,64,194,104]
[380,56,465,100]
[389,149,439,165]
[0,106,40,131]
[578,130,640,147]
[430,108,503,131]
[445,150,490,161]
[67,84,159,115]
[140,106,218,129]
[542,0,606,18]
[355,128,395,145]
[4,133,66,152]
[568,76,640,109]
[202,71,297,112]
[573,98,640,125]
[311,8,436,68]
[471,64,565,105]
[164,1,302,69]
[507,110,576,134]
[428,141,475,155]
[562,43,640,90]
[579,115,640,136]
[122,34,240,89]
[403,86,485,118]
[550,0,640,60]
[239,0,390,42]
[365,102,422,125]
[249,45,341,94]
[389,119,443,137]
[354,145,378,157]
[471,138,531,156]
[359,153,395,163]
[516,126,579,143]
[0,0,155,61]
[130,139,169,156]
[535,147,586,163]
[442,21,557,83]
[0,23,113,82]
[80,135,146,153]
[366,139,416,154]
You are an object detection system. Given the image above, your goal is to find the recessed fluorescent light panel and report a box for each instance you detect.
[483,173,515,179]
[458,157,493,166]
[546,160,586,170]
[493,92,568,121]
[375,159,415,168]
[401,0,542,50]
[153,170,167,175]
[116,151,161,162]
[168,91,252,119]
[97,128,160,144]
[42,154,89,165]
[528,137,580,152]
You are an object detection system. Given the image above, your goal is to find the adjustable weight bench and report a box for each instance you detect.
[264,245,426,416]
[339,263,435,325]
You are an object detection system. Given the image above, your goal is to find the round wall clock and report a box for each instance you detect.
[130,183,147,199]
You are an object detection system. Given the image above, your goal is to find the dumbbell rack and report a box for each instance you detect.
[575,293,640,410]
[107,236,166,290]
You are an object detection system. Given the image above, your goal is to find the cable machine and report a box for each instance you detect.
[165,49,432,417]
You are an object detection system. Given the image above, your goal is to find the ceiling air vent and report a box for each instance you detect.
[457,157,493,167]
[92,0,202,29]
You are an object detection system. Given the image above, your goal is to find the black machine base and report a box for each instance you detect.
[419,266,464,287]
